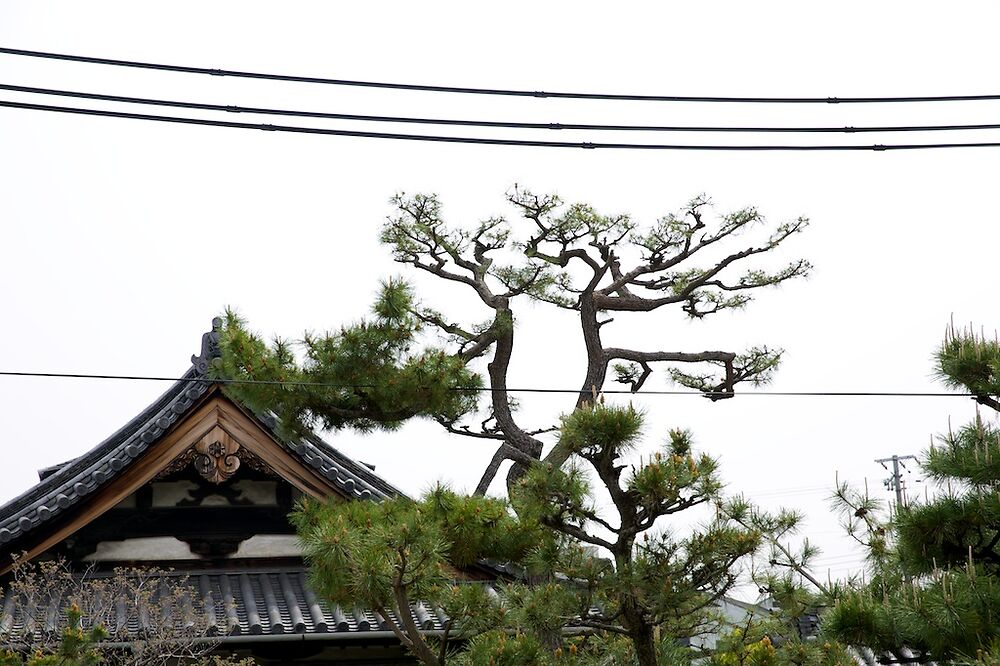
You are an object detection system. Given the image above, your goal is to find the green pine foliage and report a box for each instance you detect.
[936,325,1000,400]
[292,487,553,665]
[823,324,1000,662]
[213,280,481,435]
[513,403,761,666]
[293,486,542,609]
[290,405,786,666]
[708,622,853,666]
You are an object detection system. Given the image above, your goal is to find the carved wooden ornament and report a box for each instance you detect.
[193,426,241,484]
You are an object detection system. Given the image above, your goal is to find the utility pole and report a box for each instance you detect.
[875,454,918,506]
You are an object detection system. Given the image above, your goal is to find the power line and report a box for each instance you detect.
[7,83,1000,135]
[3,46,1000,105]
[8,99,1000,151]
[0,370,986,398]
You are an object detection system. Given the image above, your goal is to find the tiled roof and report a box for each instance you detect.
[0,320,403,549]
[0,567,449,641]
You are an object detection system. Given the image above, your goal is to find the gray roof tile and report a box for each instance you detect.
[0,568,450,640]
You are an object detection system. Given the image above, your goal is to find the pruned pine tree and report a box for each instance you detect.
[289,406,770,666]
[824,324,1000,663]
[218,189,809,494]
[512,403,761,666]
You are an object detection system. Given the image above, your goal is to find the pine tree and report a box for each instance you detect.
[512,403,761,666]
[291,405,766,666]
[215,189,812,665]
[217,189,809,494]
[824,324,1000,663]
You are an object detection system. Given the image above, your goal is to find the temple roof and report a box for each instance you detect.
[0,319,403,551]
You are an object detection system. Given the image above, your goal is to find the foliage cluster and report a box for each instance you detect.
[822,325,1000,663]
[213,279,481,435]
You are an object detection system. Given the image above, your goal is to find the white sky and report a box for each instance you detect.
[3,1,1000,584]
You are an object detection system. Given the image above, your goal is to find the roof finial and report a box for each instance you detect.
[191,318,223,375]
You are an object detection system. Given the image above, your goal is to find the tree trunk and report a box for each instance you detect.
[541,295,608,469]
[621,598,658,666]
[614,544,657,666]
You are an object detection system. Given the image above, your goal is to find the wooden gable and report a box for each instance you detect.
[0,320,400,574]
[5,391,351,572]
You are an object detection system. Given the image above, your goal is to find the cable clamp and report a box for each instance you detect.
[548,123,563,130]
[226,106,241,113]
[209,69,226,77]
[844,126,856,133]
[873,144,887,151]
[533,91,549,98]
[581,142,596,149]
[259,124,276,131]
[826,97,840,104]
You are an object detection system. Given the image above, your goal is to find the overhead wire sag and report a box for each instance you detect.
[4,46,1000,104]
[6,83,1000,135]
[8,100,1000,151]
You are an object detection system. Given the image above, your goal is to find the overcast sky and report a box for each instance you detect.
[3,1,1000,584]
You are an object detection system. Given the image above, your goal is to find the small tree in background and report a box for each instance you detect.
[823,324,1000,663]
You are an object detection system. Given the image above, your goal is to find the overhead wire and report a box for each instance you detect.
[8,99,1000,151]
[0,370,988,398]
[7,83,1000,135]
[4,46,1000,104]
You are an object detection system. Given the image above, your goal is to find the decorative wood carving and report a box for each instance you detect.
[240,448,280,479]
[154,449,198,480]
[153,437,277,483]
[193,427,241,484]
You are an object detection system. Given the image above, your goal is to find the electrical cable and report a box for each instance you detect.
[3,46,1000,104]
[7,83,1000,134]
[8,99,1000,151]
[0,370,988,398]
